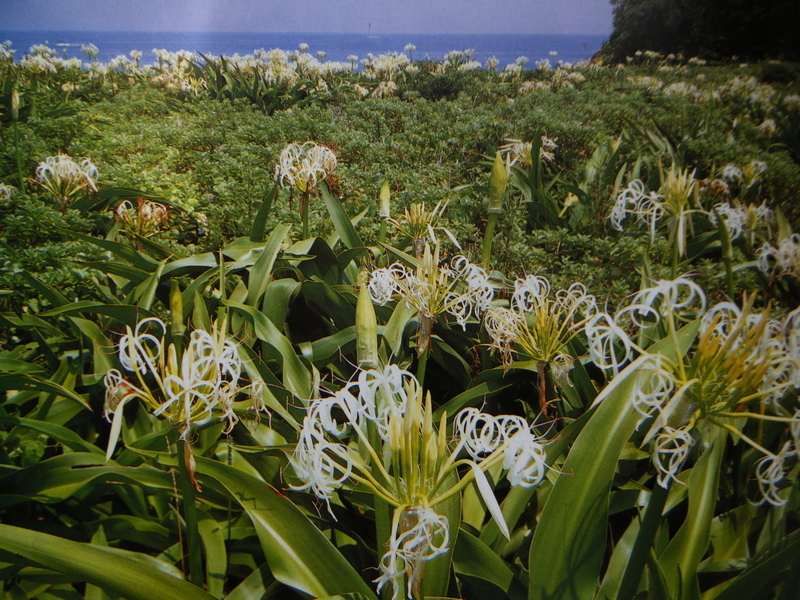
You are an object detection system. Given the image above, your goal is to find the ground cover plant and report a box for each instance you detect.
[1,40,800,600]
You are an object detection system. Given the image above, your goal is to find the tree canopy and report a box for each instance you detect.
[599,0,800,62]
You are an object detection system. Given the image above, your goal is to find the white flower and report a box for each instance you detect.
[502,426,548,487]
[721,164,743,181]
[375,506,449,600]
[653,426,694,487]
[585,312,636,371]
[275,142,336,193]
[104,318,264,456]
[754,441,794,506]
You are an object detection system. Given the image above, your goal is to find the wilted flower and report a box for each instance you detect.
[114,198,171,241]
[755,118,777,136]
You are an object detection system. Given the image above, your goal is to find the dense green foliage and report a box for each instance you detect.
[600,0,800,62]
[1,42,800,600]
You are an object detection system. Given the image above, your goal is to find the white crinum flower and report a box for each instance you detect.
[375,506,450,600]
[610,179,664,237]
[274,142,337,193]
[486,275,596,378]
[36,154,99,211]
[290,364,549,599]
[754,441,794,507]
[757,234,800,278]
[367,244,493,330]
[653,426,694,487]
[104,317,264,459]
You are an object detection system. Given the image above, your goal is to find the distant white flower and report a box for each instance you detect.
[275,142,336,193]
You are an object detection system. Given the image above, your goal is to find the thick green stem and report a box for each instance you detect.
[13,120,26,195]
[669,232,680,279]
[481,212,499,269]
[176,440,203,587]
[301,191,310,239]
[717,214,736,299]
[416,346,430,389]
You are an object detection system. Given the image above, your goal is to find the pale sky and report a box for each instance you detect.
[1,0,614,35]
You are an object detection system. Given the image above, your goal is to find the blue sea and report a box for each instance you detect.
[0,30,607,68]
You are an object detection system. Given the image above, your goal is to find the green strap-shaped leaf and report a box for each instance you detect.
[0,524,217,600]
[250,184,278,242]
[223,300,311,400]
[195,458,377,599]
[320,181,364,249]
[60,229,160,272]
[0,373,89,410]
[528,357,646,600]
[528,321,699,600]
[245,224,290,307]
[197,510,227,599]
[659,427,727,600]
[0,416,103,454]
[453,529,517,595]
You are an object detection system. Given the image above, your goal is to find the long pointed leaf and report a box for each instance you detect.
[0,524,216,600]
[195,458,377,599]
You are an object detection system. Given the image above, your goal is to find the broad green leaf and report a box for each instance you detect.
[0,374,89,410]
[250,184,278,242]
[224,564,277,600]
[659,427,727,600]
[162,253,219,278]
[260,278,301,329]
[0,358,44,373]
[61,229,160,272]
[0,416,102,454]
[453,529,516,595]
[320,180,364,249]
[222,300,311,400]
[710,529,800,600]
[299,326,356,363]
[195,458,377,599]
[0,453,173,508]
[68,316,116,375]
[245,224,289,307]
[197,510,227,599]
[0,524,216,600]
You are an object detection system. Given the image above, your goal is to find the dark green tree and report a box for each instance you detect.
[599,0,800,62]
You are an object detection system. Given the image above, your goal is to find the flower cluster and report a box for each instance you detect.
[289,363,548,600]
[35,154,99,212]
[104,318,264,459]
[113,198,171,240]
[500,136,558,167]
[484,275,596,370]
[274,142,337,193]
[588,277,800,501]
[757,234,800,279]
[367,243,493,349]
